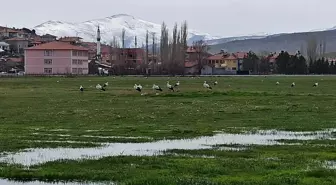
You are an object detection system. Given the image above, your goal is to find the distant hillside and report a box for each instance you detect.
[209,29,336,54]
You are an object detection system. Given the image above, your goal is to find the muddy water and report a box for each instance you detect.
[0,129,334,166]
[0,179,115,185]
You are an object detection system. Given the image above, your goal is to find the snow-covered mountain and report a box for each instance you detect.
[34,14,222,47]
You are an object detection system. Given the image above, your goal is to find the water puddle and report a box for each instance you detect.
[0,179,115,185]
[81,135,152,140]
[324,161,336,169]
[0,129,334,166]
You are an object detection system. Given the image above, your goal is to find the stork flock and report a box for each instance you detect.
[78,78,320,93]
[78,80,219,94]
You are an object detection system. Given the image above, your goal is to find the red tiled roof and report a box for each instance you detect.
[208,54,223,60]
[185,61,198,68]
[234,52,248,59]
[6,37,28,41]
[25,41,88,51]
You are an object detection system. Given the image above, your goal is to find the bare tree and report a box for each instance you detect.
[322,39,327,56]
[134,35,137,48]
[152,32,156,72]
[170,23,178,74]
[145,30,149,67]
[193,40,210,74]
[121,28,126,48]
[180,21,188,73]
[160,22,169,72]
[306,36,318,63]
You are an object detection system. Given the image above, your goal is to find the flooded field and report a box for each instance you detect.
[1,76,336,184]
[0,129,334,166]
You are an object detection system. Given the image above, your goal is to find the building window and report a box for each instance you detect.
[72,51,78,56]
[77,60,83,65]
[44,50,53,56]
[232,67,237,70]
[44,68,52,74]
[72,59,77,65]
[44,59,52,65]
[72,68,78,74]
[78,68,83,74]
[78,51,82,56]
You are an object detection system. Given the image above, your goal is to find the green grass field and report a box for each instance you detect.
[0,76,335,185]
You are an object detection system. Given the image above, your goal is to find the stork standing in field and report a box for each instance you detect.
[96,84,106,91]
[134,84,142,92]
[175,81,180,87]
[103,82,109,87]
[276,82,280,85]
[152,84,163,92]
[167,81,174,92]
[291,82,295,88]
[214,81,218,86]
[313,82,318,87]
[203,81,212,90]
[79,85,84,92]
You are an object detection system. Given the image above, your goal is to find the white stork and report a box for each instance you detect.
[103,82,109,87]
[134,84,142,92]
[152,84,163,92]
[96,84,106,91]
[175,81,180,87]
[203,81,212,90]
[291,82,295,87]
[167,81,174,92]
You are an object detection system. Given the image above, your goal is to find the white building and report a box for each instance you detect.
[0,42,9,52]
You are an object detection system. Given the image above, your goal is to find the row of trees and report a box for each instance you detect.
[158,21,188,74]
[106,21,211,75]
[243,51,336,74]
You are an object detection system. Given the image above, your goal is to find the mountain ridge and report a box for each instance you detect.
[33,14,270,48]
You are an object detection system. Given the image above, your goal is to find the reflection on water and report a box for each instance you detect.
[324,161,336,169]
[0,179,115,185]
[0,129,334,166]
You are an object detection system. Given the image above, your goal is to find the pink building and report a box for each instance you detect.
[25,41,89,74]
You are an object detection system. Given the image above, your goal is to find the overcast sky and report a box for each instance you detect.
[0,0,335,37]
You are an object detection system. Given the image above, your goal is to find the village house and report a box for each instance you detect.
[58,36,83,44]
[184,47,199,75]
[25,41,89,74]
[0,42,9,52]
[5,37,29,54]
[202,52,240,75]
[0,28,28,39]
[234,52,248,71]
[41,34,57,42]
[0,57,24,72]
[82,42,110,61]
[183,46,212,75]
